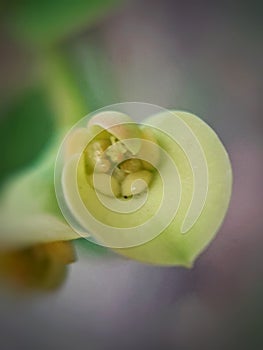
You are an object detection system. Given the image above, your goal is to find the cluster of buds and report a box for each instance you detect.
[84,124,159,198]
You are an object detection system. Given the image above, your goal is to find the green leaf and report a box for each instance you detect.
[68,41,120,110]
[0,88,55,185]
[0,134,79,250]
[7,0,121,46]
[0,34,121,252]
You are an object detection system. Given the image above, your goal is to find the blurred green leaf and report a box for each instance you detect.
[0,88,55,185]
[68,40,120,110]
[0,33,119,254]
[0,133,79,250]
[39,49,90,127]
[7,0,121,45]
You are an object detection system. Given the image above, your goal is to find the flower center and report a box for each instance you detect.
[84,128,157,198]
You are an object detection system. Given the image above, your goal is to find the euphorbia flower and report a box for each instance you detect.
[55,104,232,267]
[0,103,232,287]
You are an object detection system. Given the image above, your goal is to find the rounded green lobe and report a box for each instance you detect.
[114,111,232,266]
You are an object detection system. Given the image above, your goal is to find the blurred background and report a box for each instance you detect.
[0,0,262,349]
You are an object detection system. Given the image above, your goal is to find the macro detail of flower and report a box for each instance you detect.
[0,102,232,290]
[55,105,233,267]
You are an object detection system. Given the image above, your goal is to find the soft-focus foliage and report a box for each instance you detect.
[0,0,121,289]
[6,0,121,45]
[0,88,55,185]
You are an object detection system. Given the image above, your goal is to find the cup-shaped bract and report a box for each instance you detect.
[55,104,232,267]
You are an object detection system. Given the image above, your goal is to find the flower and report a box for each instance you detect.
[56,105,232,267]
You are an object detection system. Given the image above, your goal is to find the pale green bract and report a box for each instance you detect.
[115,111,232,266]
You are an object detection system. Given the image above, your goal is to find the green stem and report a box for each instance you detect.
[38,47,88,130]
